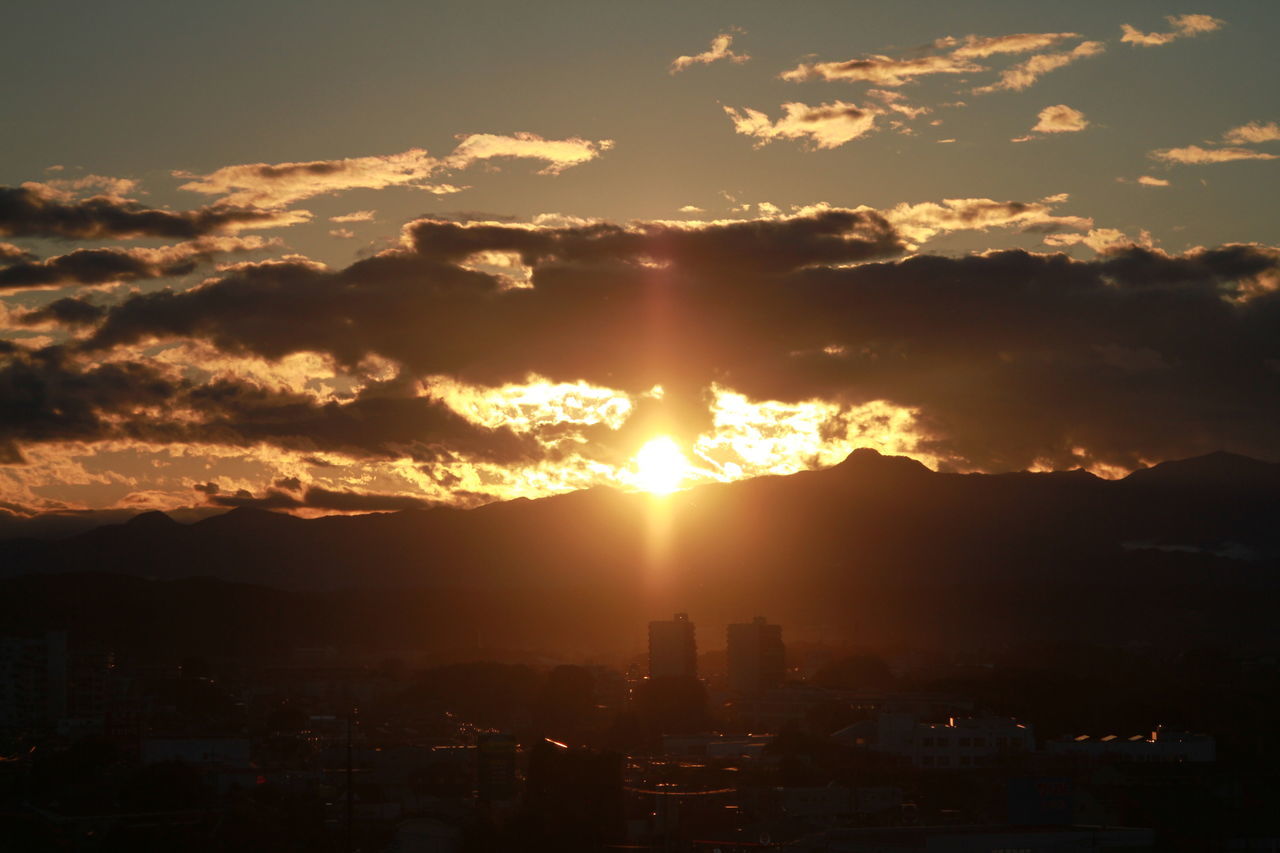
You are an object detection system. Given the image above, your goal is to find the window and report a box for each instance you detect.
[960,755,971,766]
[922,756,934,766]
[936,737,949,747]
[922,737,934,747]
[958,737,971,747]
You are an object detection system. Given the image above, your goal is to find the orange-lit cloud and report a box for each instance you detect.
[972,41,1105,94]
[1151,145,1278,165]
[1120,13,1224,47]
[177,134,613,209]
[691,386,938,481]
[330,209,377,223]
[175,148,449,209]
[444,133,614,175]
[1221,121,1280,145]
[34,174,139,200]
[670,30,750,74]
[1032,104,1088,133]
[724,101,882,149]
[0,184,308,240]
[882,197,1090,247]
[781,53,980,86]
[941,32,1080,59]
[0,243,35,264]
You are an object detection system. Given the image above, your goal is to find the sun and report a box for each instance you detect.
[632,436,693,495]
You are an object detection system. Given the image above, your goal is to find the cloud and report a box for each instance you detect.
[1121,13,1224,47]
[17,297,108,329]
[176,135,613,210]
[1043,227,1155,254]
[670,30,750,73]
[1137,176,1171,187]
[0,243,36,265]
[1222,121,1280,145]
[882,197,1090,247]
[943,32,1081,59]
[1151,145,1279,165]
[972,41,1105,94]
[0,348,538,469]
[202,482,436,512]
[0,236,276,293]
[724,101,882,149]
[176,148,448,209]
[1031,104,1088,134]
[444,133,614,175]
[330,210,377,223]
[11,205,1280,489]
[38,175,139,199]
[0,184,307,240]
[329,228,356,239]
[781,54,981,86]
[1013,104,1089,141]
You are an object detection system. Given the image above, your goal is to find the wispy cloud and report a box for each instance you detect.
[670,30,750,74]
[176,133,614,209]
[973,41,1105,94]
[1222,121,1280,145]
[1151,145,1278,165]
[1121,13,1224,47]
[1013,104,1089,141]
[444,133,614,175]
[940,32,1081,59]
[883,197,1090,247]
[781,54,980,86]
[330,210,377,223]
[724,101,881,149]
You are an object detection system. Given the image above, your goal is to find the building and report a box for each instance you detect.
[649,613,697,679]
[834,712,1035,768]
[726,616,785,695]
[1047,728,1215,763]
[0,631,67,731]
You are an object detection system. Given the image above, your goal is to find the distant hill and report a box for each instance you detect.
[2,450,1278,657]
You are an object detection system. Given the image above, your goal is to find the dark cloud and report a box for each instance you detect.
[0,185,305,240]
[0,347,177,459]
[203,483,431,513]
[19,297,108,327]
[0,238,270,292]
[300,486,433,512]
[193,482,220,495]
[208,488,302,510]
[14,210,1280,474]
[0,347,536,466]
[273,476,302,492]
[181,374,538,464]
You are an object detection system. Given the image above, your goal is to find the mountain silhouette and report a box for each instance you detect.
[1,450,1277,658]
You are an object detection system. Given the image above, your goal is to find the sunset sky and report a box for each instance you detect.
[2,0,1278,525]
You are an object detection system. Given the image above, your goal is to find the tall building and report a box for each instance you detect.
[727,616,785,695]
[648,613,697,679]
